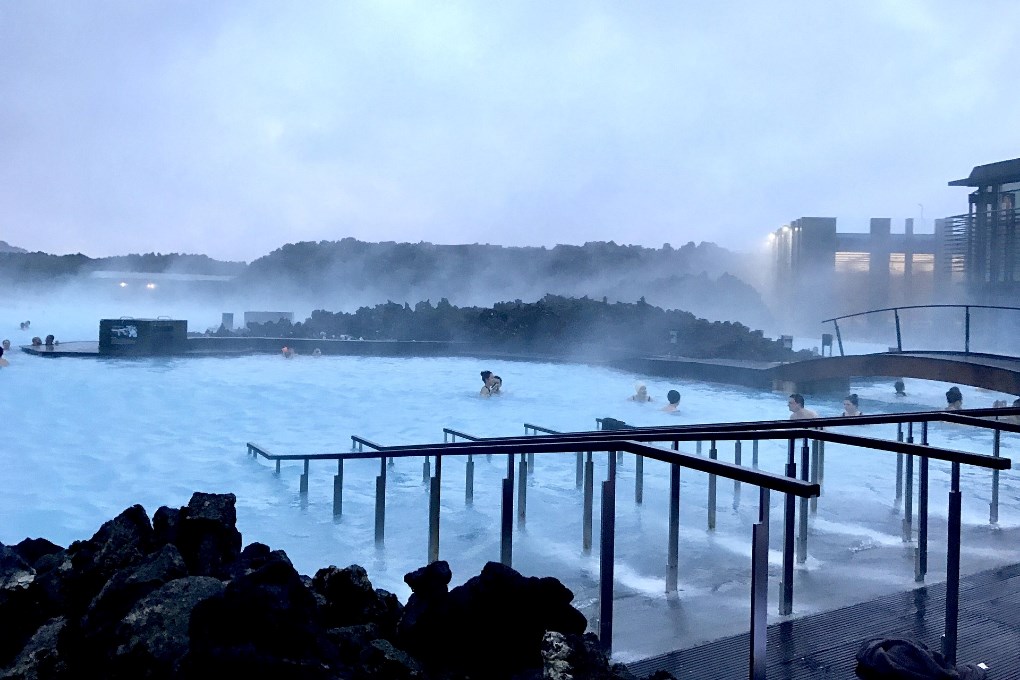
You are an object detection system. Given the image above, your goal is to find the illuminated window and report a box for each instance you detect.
[911,254,934,273]
[835,252,870,273]
[889,253,905,275]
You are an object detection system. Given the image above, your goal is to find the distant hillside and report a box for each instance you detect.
[0,240,27,253]
[242,238,772,328]
[0,251,246,285]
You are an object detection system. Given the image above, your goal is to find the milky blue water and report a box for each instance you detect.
[2,333,1019,659]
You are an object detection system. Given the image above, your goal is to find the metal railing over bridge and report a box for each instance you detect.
[822,303,1020,357]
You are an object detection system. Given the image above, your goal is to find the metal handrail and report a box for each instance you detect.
[821,304,1020,356]
[822,304,1020,324]
[247,409,1014,674]
[442,427,483,441]
[524,423,561,435]
[350,435,388,451]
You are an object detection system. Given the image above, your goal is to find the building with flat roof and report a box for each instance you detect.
[768,159,1018,330]
[940,157,1020,302]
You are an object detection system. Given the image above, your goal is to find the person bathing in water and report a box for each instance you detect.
[842,393,862,416]
[662,389,681,412]
[945,386,963,411]
[787,393,818,420]
[480,370,502,397]
[629,383,652,402]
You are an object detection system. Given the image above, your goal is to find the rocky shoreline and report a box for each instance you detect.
[0,492,674,679]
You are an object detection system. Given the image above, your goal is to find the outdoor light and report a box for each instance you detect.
[146,282,156,289]
[119,282,127,288]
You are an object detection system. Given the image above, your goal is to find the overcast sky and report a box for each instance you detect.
[1,1,1017,262]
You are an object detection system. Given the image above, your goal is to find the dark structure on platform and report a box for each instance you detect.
[98,318,188,356]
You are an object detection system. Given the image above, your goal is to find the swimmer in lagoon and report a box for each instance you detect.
[894,379,906,397]
[489,375,503,395]
[0,347,8,367]
[788,393,818,420]
[31,337,42,347]
[945,386,963,411]
[281,346,295,359]
[480,370,497,396]
[842,393,862,416]
[629,383,652,402]
[2,339,10,352]
[662,389,681,412]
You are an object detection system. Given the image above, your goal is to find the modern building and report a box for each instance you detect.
[769,216,939,329]
[768,158,1019,330]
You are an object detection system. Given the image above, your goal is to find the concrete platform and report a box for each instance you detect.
[627,562,1020,679]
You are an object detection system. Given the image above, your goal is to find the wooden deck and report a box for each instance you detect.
[627,562,1020,679]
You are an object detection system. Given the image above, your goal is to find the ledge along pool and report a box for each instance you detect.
[2,351,1018,661]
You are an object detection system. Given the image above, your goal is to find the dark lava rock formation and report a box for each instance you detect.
[0,491,671,680]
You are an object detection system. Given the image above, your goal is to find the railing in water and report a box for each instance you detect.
[247,407,1016,672]
[821,303,1020,356]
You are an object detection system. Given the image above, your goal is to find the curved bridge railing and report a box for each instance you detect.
[822,304,1020,357]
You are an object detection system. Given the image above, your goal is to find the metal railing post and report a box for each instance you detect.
[333,459,343,516]
[916,423,929,582]
[780,438,796,616]
[991,427,1001,524]
[422,456,430,483]
[528,452,535,473]
[942,462,962,665]
[752,439,759,469]
[598,476,617,654]
[833,320,845,356]
[666,442,681,593]
[635,454,644,504]
[964,306,970,354]
[501,454,514,565]
[733,440,742,510]
[517,454,527,523]
[903,423,914,542]
[375,456,386,543]
[708,441,718,530]
[797,438,809,564]
[466,454,474,505]
[275,459,281,475]
[583,452,594,551]
[749,487,770,680]
[894,309,902,351]
[428,455,442,563]
[300,458,309,494]
[896,423,904,507]
[576,452,583,488]
[809,439,819,514]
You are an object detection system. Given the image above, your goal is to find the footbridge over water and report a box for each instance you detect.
[772,305,1020,395]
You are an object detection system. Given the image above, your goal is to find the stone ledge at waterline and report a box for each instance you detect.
[0,492,673,680]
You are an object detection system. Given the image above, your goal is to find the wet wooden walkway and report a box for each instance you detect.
[627,562,1020,679]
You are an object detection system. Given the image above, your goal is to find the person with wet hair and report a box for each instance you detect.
[30,336,42,347]
[44,334,56,348]
[894,379,906,397]
[629,383,652,402]
[788,393,818,420]
[842,393,862,416]
[945,386,963,411]
[489,375,503,395]
[2,339,10,353]
[662,389,681,412]
[481,373,497,399]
